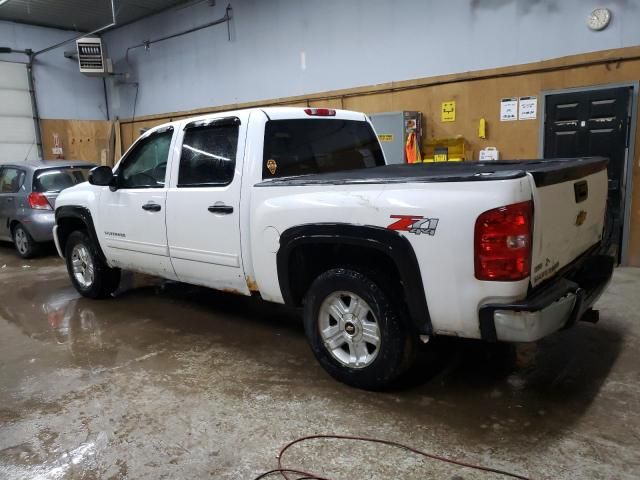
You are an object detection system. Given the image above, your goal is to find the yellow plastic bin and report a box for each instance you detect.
[422,136,467,163]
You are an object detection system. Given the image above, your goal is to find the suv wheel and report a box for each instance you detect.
[65,231,120,299]
[304,268,415,390]
[13,224,39,259]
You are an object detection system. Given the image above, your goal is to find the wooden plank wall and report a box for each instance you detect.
[115,46,640,265]
[41,119,115,166]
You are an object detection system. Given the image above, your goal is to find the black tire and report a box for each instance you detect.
[304,268,415,390]
[12,224,40,259]
[64,230,120,299]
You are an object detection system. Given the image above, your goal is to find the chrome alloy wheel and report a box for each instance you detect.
[71,244,95,288]
[318,291,381,368]
[14,228,28,255]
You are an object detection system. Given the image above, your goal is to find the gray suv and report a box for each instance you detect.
[0,161,94,258]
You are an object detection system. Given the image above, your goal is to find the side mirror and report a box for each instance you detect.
[89,166,114,187]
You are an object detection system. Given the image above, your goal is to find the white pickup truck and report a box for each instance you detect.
[54,107,614,389]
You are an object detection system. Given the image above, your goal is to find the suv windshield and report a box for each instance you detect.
[262,119,385,179]
[34,167,91,193]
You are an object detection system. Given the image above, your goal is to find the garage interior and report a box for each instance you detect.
[1,1,639,479]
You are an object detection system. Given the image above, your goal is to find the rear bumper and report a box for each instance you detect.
[479,254,614,342]
[21,211,55,242]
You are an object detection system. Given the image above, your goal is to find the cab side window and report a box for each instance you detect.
[118,129,173,189]
[0,168,25,193]
[178,121,239,187]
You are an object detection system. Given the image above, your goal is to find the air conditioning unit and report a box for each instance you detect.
[76,37,111,76]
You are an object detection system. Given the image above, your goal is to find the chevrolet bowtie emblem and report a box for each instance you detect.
[576,210,587,226]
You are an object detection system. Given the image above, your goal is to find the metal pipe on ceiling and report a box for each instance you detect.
[32,0,117,58]
[125,3,232,64]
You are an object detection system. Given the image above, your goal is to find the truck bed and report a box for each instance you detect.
[256,156,608,187]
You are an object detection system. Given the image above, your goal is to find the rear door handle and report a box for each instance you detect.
[208,204,233,214]
[142,202,162,212]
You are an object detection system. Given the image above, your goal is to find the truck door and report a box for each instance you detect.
[165,116,249,294]
[98,126,176,279]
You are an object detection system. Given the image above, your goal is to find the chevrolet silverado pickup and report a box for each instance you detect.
[53,107,614,389]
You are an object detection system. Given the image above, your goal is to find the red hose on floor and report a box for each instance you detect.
[253,434,535,480]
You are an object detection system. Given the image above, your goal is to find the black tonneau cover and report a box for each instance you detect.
[255,157,608,187]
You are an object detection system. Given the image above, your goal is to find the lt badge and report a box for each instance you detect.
[267,159,277,175]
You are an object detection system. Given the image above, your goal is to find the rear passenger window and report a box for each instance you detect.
[262,119,385,179]
[178,119,239,187]
[0,168,25,193]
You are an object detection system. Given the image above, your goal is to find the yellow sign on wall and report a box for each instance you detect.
[441,101,456,122]
[378,134,394,142]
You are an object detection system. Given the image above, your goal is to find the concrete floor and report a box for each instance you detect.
[0,244,638,480]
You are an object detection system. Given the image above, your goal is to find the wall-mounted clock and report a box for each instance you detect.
[587,8,612,31]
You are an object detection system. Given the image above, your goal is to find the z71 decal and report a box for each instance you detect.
[387,215,439,236]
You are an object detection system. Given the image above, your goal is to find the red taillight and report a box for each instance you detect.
[28,192,52,210]
[474,201,532,281]
[304,108,336,116]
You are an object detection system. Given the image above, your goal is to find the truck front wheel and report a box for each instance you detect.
[64,231,120,299]
[303,268,414,390]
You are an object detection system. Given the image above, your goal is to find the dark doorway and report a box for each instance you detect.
[544,86,632,261]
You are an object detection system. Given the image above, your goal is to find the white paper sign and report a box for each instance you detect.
[500,97,518,122]
[479,147,499,161]
[518,96,537,120]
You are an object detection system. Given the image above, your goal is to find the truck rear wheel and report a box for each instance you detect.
[304,268,414,390]
[64,231,120,299]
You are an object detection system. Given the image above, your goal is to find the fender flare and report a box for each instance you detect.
[277,223,432,335]
[54,206,106,261]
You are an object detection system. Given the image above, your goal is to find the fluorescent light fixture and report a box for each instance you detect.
[0,0,11,6]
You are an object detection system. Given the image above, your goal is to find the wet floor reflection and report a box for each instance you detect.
[0,267,625,441]
[0,247,637,479]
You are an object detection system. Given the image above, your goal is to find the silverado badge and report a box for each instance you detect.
[266,159,277,175]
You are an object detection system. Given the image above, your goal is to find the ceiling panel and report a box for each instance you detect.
[0,0,195,32]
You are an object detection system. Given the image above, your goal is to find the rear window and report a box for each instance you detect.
[34,167,91,193]
[262,119,385,179]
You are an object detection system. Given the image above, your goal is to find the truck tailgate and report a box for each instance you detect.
[529,157,608,286]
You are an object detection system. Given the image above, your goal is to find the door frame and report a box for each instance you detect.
[538,81,639,265]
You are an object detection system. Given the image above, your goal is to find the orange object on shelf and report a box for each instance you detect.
[405,131,419,163]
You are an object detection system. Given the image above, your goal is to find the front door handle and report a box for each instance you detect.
[208,204,233,214]
[142,202,162,212]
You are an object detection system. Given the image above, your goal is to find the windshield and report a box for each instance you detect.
[34,167,91,193]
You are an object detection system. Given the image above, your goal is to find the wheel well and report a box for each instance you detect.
[287,243,405,308]
[56,217,88,256]
[9,220,19,234]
